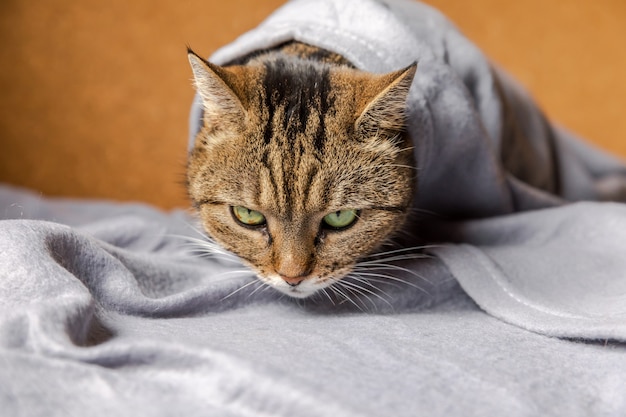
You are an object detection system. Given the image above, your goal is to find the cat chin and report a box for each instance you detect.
[276,287,316,299]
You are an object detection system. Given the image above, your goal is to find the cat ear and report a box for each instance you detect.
[187,48,246,123]
[355,63,417,139]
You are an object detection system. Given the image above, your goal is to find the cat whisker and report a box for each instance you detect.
[385,229,419,242]
[387,164,420,171]
[345,273,389,292]
[220,278,260,301]
[406,206,446,219]
[259,283,275,294]
[336,282,376,311]
[332,274,393,311]
[363,244,442,259]
[170,221,222,244]
[195,254,243,265]
[170,234,245,266]
[348,270,430,294]
[170,233,235,253]
[358,253,432,265]
[378,240,399,249]
[203,270,257,288]
[352,267,432,290]
[191,252,241,264]
[212,269,253,278]
[246,280,270,299]
[353,263,433,284]
[182,220,218,239]
[344,275,393,305]
[178,240,237,258]
[398,145,415,154]
[348,164,419,175]
[179,247,242,264]
[328,282,364,311]
[320,287,336,306]
[348,275,405,290]
[175,222,227,245]
[176,239,227,254]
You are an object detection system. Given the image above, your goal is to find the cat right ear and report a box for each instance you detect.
[355,63,417,140]
[187,48,246,123]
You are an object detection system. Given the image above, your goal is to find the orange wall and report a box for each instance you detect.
[1,0,624,209]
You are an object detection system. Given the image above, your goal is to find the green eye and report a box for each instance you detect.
[322,209,358,230]
[232,206,266,227]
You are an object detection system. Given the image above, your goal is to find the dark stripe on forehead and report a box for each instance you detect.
[301,165,319,204]
[262,86,274,145]
[261,146,294,218]
[261,58,333,149]
[260,149,279,199]
[315,73,334,153]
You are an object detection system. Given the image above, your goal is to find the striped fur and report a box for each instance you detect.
[187,43,417,298]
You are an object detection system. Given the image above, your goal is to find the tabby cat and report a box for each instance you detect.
[186,42,418,299]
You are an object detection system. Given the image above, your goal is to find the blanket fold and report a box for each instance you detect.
[434,202,626,340]
[2,0,626,415]
[186,0,626,340]
[1,185,626,416]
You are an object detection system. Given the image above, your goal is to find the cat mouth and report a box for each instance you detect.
[259,273,332,299]
[282,286,313,298]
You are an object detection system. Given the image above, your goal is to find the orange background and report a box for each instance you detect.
[1,0,625,209]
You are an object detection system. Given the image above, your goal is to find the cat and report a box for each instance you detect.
[186,41,420,299]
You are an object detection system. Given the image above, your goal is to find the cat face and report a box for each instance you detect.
[187,49,417,298]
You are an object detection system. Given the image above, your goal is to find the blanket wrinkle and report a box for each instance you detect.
[2,0,626,415]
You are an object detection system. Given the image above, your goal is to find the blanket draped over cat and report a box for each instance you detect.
[2,1,626,415]
[188,0,626,338]
[189,0,626,214]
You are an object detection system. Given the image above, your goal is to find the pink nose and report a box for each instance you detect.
[281,275,305,287]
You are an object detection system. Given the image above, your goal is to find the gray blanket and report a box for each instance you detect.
[2,0,626,415]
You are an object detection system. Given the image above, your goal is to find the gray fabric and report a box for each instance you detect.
[188,0,626,338]
[3,0,626,415]
[2,185,626,417]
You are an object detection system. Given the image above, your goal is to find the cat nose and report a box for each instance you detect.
[281,276,304,287]
[275,251,312,286]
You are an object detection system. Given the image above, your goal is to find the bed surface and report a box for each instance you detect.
[1,185,625,416]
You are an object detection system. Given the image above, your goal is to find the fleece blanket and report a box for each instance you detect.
[2,186,626,417]
[188,0,626,339]
[2,0,625,415]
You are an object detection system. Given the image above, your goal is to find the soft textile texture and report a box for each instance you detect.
[187,0,626,339]
[2,0,626,415]
[1,185,626,416]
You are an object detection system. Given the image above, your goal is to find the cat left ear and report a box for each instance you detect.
[187,48,247,123]
[355,63,417,139]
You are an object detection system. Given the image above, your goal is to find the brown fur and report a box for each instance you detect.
[187,43,417,298]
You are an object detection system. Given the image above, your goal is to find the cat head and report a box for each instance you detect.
[186,48,417,298]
